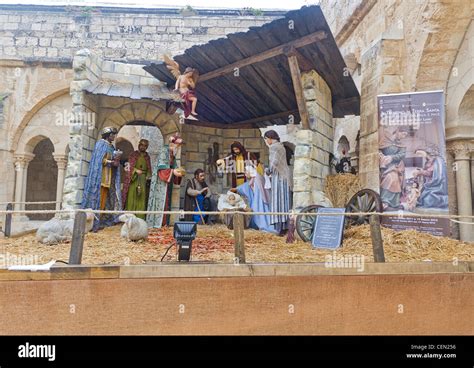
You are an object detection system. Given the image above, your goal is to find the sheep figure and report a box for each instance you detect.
[36,211,95,245]
[118,214,148,242]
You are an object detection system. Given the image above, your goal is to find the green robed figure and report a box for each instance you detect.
[122,139,152,219]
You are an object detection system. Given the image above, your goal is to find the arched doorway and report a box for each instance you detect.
[117,122,165,209]
[115,138,134,189]
[25,138,57,221]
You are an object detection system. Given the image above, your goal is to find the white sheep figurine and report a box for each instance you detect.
[118,214,148,242]
[36,211,95,245]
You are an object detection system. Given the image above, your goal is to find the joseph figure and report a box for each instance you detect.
[146,134,185,228]
[122,139,152,219]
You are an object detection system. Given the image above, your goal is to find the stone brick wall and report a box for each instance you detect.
[0,5,281,63]
[358,37,406,192]
[292,70,333,210]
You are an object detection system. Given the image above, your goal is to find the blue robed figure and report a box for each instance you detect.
[236,166,276,233]
[81,127,122,231]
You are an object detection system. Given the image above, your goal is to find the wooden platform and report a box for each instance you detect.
[0,262,472,335]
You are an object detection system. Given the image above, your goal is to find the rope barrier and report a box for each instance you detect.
[0,201,61,205]
[449,219,474,225]
[0,208,473,220]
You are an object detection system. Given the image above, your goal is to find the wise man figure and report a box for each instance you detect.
[122,139,152,220]
[81,126,122,232]
[216,141,264,188]
[147,134,185,228]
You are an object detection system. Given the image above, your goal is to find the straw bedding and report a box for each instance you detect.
[0,224,471,265]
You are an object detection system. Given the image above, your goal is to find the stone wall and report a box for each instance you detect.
[357,37,406,192]
[0,5,280,63]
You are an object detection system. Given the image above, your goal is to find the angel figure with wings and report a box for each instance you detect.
[164,55,199,120]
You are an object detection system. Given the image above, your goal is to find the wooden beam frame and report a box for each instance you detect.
[184,109,299,129]
[283,46,313,72]
[199,31,327,83]
[286,48,311,130]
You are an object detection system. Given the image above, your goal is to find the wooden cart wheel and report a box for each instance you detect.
[345,189,382,226]
[295,205,325,243]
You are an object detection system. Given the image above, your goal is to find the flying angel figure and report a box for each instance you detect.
[164,55,199,120]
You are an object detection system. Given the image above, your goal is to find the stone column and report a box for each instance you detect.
[291,70,333,211]
[450,142,473,242]
[53,154,69,211]
[13,153,35,218]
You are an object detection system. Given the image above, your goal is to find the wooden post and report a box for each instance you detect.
[69,211,86,265]
[369,215,385,263]
[4,203,12,238]
[286,47,310,130]
[233,212,246,264]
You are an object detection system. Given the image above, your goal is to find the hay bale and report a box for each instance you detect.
[324,174,362,208]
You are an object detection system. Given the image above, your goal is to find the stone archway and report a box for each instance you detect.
[13,93,72,215]
[414,4,472,91]
[25,138,57,221]
[443,20,474,242]
[63,99,179,212]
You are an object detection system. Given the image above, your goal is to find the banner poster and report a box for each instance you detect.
[377,90,450,236]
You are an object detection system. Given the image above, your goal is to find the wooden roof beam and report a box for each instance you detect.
[199,30,327,83]
[184,109,300,129]
[286,47,311,130]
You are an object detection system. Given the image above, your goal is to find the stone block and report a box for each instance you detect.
[38,38,50,47]
[197,127,216,135]
[293,175,312,192]
[198,142,211,152]
[293,191,312,210]
[144,105,163,123]
[295,129,314,145]
[382,57,402,75]
[382,39,402,58]
[239,129,256,138]
[160,120,178,135]
[33,48,47,57]
[243,138,262,150]
[185,139,198,152]
[51,38,64,48]
[303,88,317,101]
[310,147,329,166]
[293,158,313,176]
[312,161,324,178]
[223,129,238,138]
[223,138,237,148]
[187,151,207,162]
[380,75,403,94]
[301,70,320,90]
[294,144,312,159]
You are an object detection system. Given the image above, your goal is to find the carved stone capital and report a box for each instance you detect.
[53,154,69,170]
[446,140,473,160]
[13,153,35,169]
